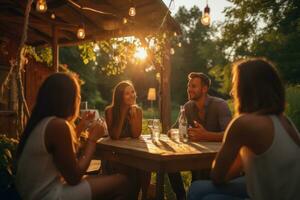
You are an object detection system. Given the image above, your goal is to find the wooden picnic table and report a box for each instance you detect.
[94,135,221,200]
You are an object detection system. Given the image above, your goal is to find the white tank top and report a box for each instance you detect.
[240,115,300,200]
[16,117,62,200]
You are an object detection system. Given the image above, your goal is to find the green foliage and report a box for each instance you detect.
[208,63,232,94]
[78,43,96,65]
[221,0,300,83]
[171,6,230,103]
[25,46,52,66]
[285,85,300,130]
[0,135,18,189]
[60,46,107,110]
[77,36,166,76]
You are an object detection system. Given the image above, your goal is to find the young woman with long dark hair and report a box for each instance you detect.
[15,73,130,200]
[188,58,300,200]
[105,81,150,200]
[105,81,142,140]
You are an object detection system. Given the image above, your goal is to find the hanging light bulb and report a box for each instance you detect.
[51,13,55,19]
[77,25,85,39]
[163,32,167,39]
[201,3,211,26]
[93,43,100,52]
[170,48,175,55]
[129,7,136,17]
[178,42,182,47]
[36,0,47,13]
[122,17,128,24]
[173,32,177,37]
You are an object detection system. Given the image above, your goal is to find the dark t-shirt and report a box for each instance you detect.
[184,95,232,132]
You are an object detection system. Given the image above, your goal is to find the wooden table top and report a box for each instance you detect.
[96,135,221,161]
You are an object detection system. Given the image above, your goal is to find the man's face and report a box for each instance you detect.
[187,78,207,101]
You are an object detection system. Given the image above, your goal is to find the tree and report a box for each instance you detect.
[221,0,300,83]
[170,6,229,104]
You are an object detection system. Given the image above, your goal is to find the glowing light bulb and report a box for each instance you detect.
[173,32,177,37]
[170,48,175,55]
[123,17,128,24]
[201,5,211,26]
[129,7,136,17]
[178,42,182,47]
[51,13,55,19]
[77,27,85,39]
[163,32,167,39]
[36,0,47,13]
[93,43,100,52]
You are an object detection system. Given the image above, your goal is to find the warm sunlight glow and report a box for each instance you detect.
[134,47,147,60]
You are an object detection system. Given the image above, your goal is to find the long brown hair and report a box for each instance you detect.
[232,58,285,115]
[108,81,135,127]
[17,73,80,158]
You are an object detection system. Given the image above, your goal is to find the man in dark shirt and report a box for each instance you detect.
[169,72,232,200]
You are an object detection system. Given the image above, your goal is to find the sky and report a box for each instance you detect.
[162,0,233,23]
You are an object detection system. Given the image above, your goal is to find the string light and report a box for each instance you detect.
[129,1,136,17]
[129,7,136,17]
[93,43,100,52]
[51,13,55,19]
[201,0,211,26]
[173,32,177,37]
[170,48,175,55]
[77,25,86,39]
[178,42,182,47]
[122,17,128,24]
[163,32,167,39]
[36,0,47,13]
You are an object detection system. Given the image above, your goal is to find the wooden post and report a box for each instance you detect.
[160,42,171,134]
[52,25,59,72]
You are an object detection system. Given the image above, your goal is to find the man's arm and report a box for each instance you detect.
[188,121,223,142]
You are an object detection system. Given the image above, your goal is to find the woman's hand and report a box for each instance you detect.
[129,105,138,123]
[87,119,105,142]
[77,111,95,133]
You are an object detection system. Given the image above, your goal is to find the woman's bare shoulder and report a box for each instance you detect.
[229,114,273,142]
[47,118,70,132]
[45,118,72,151]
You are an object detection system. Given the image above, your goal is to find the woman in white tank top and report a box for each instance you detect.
[188,58,300,200]
[15,73,131,200]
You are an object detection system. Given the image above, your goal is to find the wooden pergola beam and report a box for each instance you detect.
[52,26,59,72]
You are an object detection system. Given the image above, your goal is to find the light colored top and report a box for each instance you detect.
[241,115,300,200]
[16,117,62,200]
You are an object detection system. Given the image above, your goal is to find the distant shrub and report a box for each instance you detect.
[0,134,18,190]
[285,85,300,130]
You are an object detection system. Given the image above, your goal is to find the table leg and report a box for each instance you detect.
[156,171,165,200]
